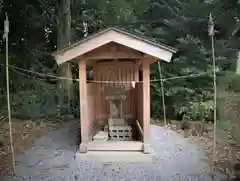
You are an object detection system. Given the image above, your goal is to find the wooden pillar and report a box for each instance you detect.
[79,60,89,153]
[142,59,151,154]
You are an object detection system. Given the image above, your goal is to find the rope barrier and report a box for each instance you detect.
[1,63,213,83]
[10,68,48,81]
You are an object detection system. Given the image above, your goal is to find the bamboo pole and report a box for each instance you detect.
[157,61,167,126]
[212,33,217,163]
[4,13,16,173]
[209,13,217,166]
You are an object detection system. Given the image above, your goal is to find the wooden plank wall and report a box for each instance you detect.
[136,82,143,141]
[93,61,137,126]
[86,83,98,141]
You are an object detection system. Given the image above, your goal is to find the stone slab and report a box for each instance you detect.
[109,131,132,137]
[108,118,126,126]
[110,135,132,141]
[93,131,109,140]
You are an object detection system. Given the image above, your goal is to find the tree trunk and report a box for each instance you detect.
[57,0,73,113]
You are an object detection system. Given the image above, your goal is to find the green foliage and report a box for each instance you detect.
[1,0,240,121]
[1,80,67,119]
[186,101,214,121]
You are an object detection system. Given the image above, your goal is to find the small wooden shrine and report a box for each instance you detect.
[52,27,177,155]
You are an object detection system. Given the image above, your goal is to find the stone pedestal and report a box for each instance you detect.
[108,118,126,126]
[105,87,126,125]
[93,131,109,142]
[109,125,132,140]
[109,100,121,118]
[104,87,133,141]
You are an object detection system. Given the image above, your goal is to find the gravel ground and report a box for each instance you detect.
[3,121,227,181]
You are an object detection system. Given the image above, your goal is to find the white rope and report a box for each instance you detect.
[163,71,211,81]
[10,68,48,81]
[1,63,214,83]
[6,64,76,81]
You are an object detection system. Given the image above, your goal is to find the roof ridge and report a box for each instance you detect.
[52,26,177,56]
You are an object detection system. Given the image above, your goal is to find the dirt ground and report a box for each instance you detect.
[151,119,236,178]
[0,117,235,180]
[8,122,226,181]
[0,118,65,178]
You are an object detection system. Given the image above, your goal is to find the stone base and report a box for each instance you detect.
[79,143,88,153]
[109,125,132,141]
[109,125,132,131]
[93,131,109,141]
[143,144,152,154]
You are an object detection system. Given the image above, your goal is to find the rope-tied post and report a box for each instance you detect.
[157,61,167,126]
[3,12,16,174]
[209,12,217,171]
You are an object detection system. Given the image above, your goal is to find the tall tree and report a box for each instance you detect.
[56,0,72,112]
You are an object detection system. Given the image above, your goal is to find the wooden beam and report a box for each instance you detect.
[84,51,142,60]
[143,54,159,64]
[82,42,143,60]
[135,59,142,68]
[79,60,89,153]
[88,141,143,151]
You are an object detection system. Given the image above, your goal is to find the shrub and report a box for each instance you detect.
[183,101,213,121]
[0,81,69,120]
[218,71,240,92]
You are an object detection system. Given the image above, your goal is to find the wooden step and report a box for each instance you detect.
[76,151,156,162]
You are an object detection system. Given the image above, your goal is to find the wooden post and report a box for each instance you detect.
[157,61,167,126]
[79,60,88,153]
[142,59,151,154]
